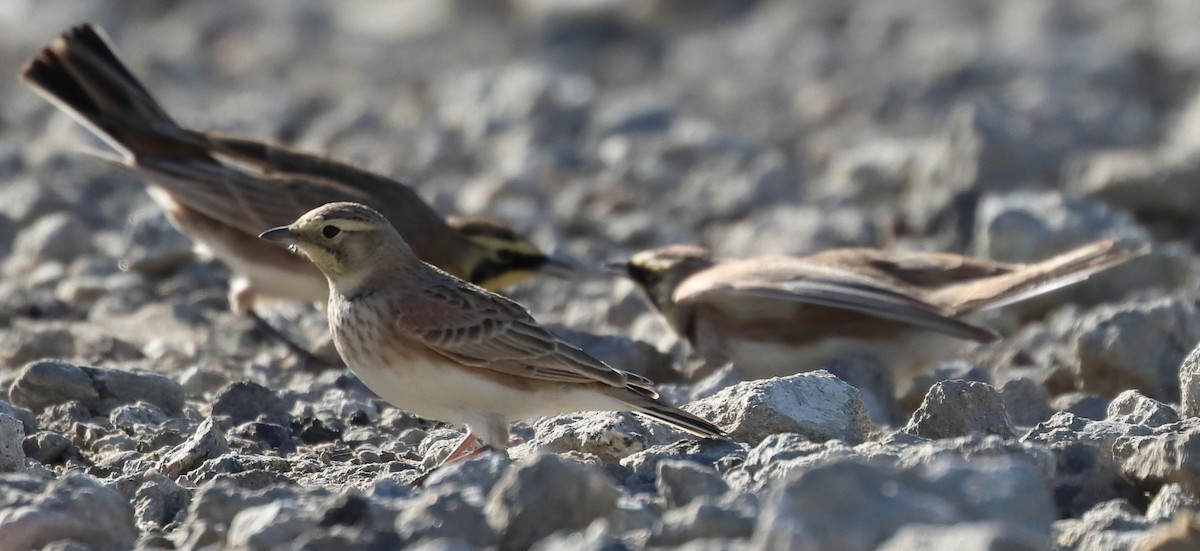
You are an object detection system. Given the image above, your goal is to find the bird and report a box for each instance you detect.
[259,202,725,462]
[19,24,575,358]
[620,240,1143,383]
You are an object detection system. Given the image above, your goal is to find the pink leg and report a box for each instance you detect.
[441,433,479,464]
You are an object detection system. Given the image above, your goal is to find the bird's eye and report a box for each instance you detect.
[322,225,341,239]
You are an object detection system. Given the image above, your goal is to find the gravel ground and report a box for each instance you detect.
[4,1,1200,550]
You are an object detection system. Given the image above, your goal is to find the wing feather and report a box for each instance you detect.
[679,271,997,342]
[399,283,632,388]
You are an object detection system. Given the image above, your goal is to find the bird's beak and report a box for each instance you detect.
[258,226,296,245]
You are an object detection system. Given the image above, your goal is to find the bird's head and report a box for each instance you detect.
[620,244,716,311]
[260,202,403,292]
[447,215,577,291]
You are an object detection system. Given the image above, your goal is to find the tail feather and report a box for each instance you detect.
[630,394,727,439]
[18,23,182,157]
[938,239,1146,315]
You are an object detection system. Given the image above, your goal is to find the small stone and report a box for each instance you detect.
[8,360,98,412]
[877,521,1047,551]
[0,329,76,369]
[1180,342,1200,418]
[684,371,871,447]
[656,460,730,508]
[999,378,1054,427]
[82,366,185,415]
[903,380,1014,440]
[22,431,72,464]
[213,381,290,425]
[5,212,93,275]
[1106,390,1180,427]
[320,494,374,528]
[1053,499,1154,551]
[158,417,230,478]
[227,501,317,551]
[1147,483,1200,523]
[0,412,27,472]
[486,453,620,550]
[754,457,1054,551]
[396,489,496,547]
[1050,392,1111,421]
[518,411,660,462]
[420,451,512,497]
[650,498,756,546]
[0,473,137,551]
[1114,419,1200,495]
[1076,297,1200,403]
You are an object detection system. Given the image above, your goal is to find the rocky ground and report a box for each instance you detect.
[4,1,1200,550]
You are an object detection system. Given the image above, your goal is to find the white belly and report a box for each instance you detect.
[333,330,625,444]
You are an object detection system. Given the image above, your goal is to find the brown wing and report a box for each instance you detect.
[675,257,998,342]
[804,248,1015,288]
[396,280,639,389]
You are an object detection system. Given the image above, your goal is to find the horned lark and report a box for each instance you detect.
[260,202,725,460]
[621,241,1142,382]
[19,24,570,322]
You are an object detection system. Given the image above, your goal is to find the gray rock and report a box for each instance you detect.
[753,456,1054,551]
[907,102,1043,231]
[419,450,512,497]
[5,212,93,275]
[8,360,99,412]
[877,521,1048,551]
[8,360,184,416]
[529,521,622,551]
[518,411,661,462]
[1066,146,1200,218]
[999,378,1055,427]
[0,473,137,551]
[1076,297,1200,402]
[0,328,76,369]
[396,489,496,547]
[657,460,730,508]
[1106,390,1180,427]
[685,371,871,447]
[972,192,1184,310]
[974,192,1149,265]
[158,417,230,478]
[119,206,196,277]
[1047,440,1142,519]
[651,498,756,546]
[212,381,291,425]
[736,435,863,491]
[110,402,170,434]
[1181,341,1200,418]
[1114,419,1200,495]
[486,453,620,550]
[814,140,923,208]
[0,412,27,472]
[903,380,1014,440]
[83,366,185,415]
[227,500,320,551]
[620,438,745,479]
[0,401,37,436]
[1051,392,1112,421]
[1024,412,1153,450]
[22,431,72,464]
[1053,499,1154,551]
[1023,413,1147,516]
[1146,483,1200,523]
